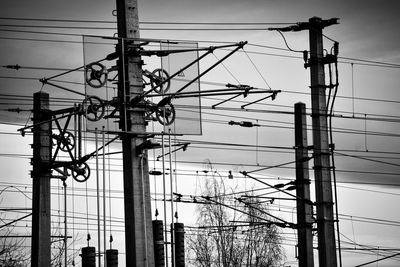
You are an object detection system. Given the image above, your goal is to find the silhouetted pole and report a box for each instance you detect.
[31,91,52,267]
[294,102,314,267]
[116,0,155,266]
[308,16,337,267]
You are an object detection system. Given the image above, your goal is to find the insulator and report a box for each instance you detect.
[286,185,297,191]
[333,42,339,56]
[106,51,119,61]
[80,246,96,267]
[106,249,118,267]
[149,170,163,176]
[174,222,185,267]
[152,220,165,266]
[274,183,286,189]
[303,50,308,63]
[240,121,254,127]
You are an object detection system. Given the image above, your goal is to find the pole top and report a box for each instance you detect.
[268,17,339,32]
[295,101,306,106]
[33,91,50,111]
[33,91,49,97]
[309,17,340,28]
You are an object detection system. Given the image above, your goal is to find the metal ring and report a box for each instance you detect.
[150,68,170,94]
[156,102,176,126]
[82,96,105,122]
[71,162,90,183]
[85,62,108,88]
[54,131,75,152]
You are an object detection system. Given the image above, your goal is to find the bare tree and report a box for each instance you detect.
[0,214,30,266]
[188,175,285,267]
[51,230,81,267]
[0,185,80,266]
[0,217,80,267]
[0,210,80,267]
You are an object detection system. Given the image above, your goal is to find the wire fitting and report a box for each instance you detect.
[228,120,260,128]
[3,64,21,70]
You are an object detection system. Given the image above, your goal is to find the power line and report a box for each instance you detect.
[0,23,282,31]
[339,56,400,68]
[2,127,400,162]
[0,17,298,26]
[338,184,400,197]
[0,28,85,37]
[0,17,396,264]
[0,17,116,24]
[3,185,400,231]
[1,124,400,160]
[0,33,398,69]
[0,24,116,30]
[335,151,400,168]
[2,89,400,127]
[0,36,82,44]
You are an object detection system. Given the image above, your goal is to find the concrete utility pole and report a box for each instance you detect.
[116,0,155,266]
[294,102,314,267]
[308,17,337,267]
[31,91,52,267]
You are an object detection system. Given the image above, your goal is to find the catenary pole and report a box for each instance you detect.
[31,91,52,267]
[308,16,337,267]
[269,17,339,266]
[294,102,314,267]
[116,0,155,266]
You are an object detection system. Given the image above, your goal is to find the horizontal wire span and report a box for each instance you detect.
[1,91,400,124]
[2,183,400,228]
[0,33,398,68]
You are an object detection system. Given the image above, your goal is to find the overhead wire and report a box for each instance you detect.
[335,151,400,167]
[0,21,295,31]
[0,20,398,69]
[1,126,400,162]
[0,28,86,37]
[0,24,116,30]
[0,130,398,175]
[340,233,400,263]
[0,33,397,69]
[242,49,272,89]
[2,101,400,139]
[4,182,400,231]
[2,184,400,234]
[3,91,400,125]
[275,30,304,53]
[2,67,400,108]
[1,16,398,262]
[0,17,296,25]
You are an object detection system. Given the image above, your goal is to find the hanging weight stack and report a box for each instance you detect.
[80,246,96,267]
[174,222,185,267]
[152,220,165,266]
[106,249,118,267]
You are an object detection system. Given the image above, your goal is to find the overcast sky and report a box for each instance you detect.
[0,0,399,266]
